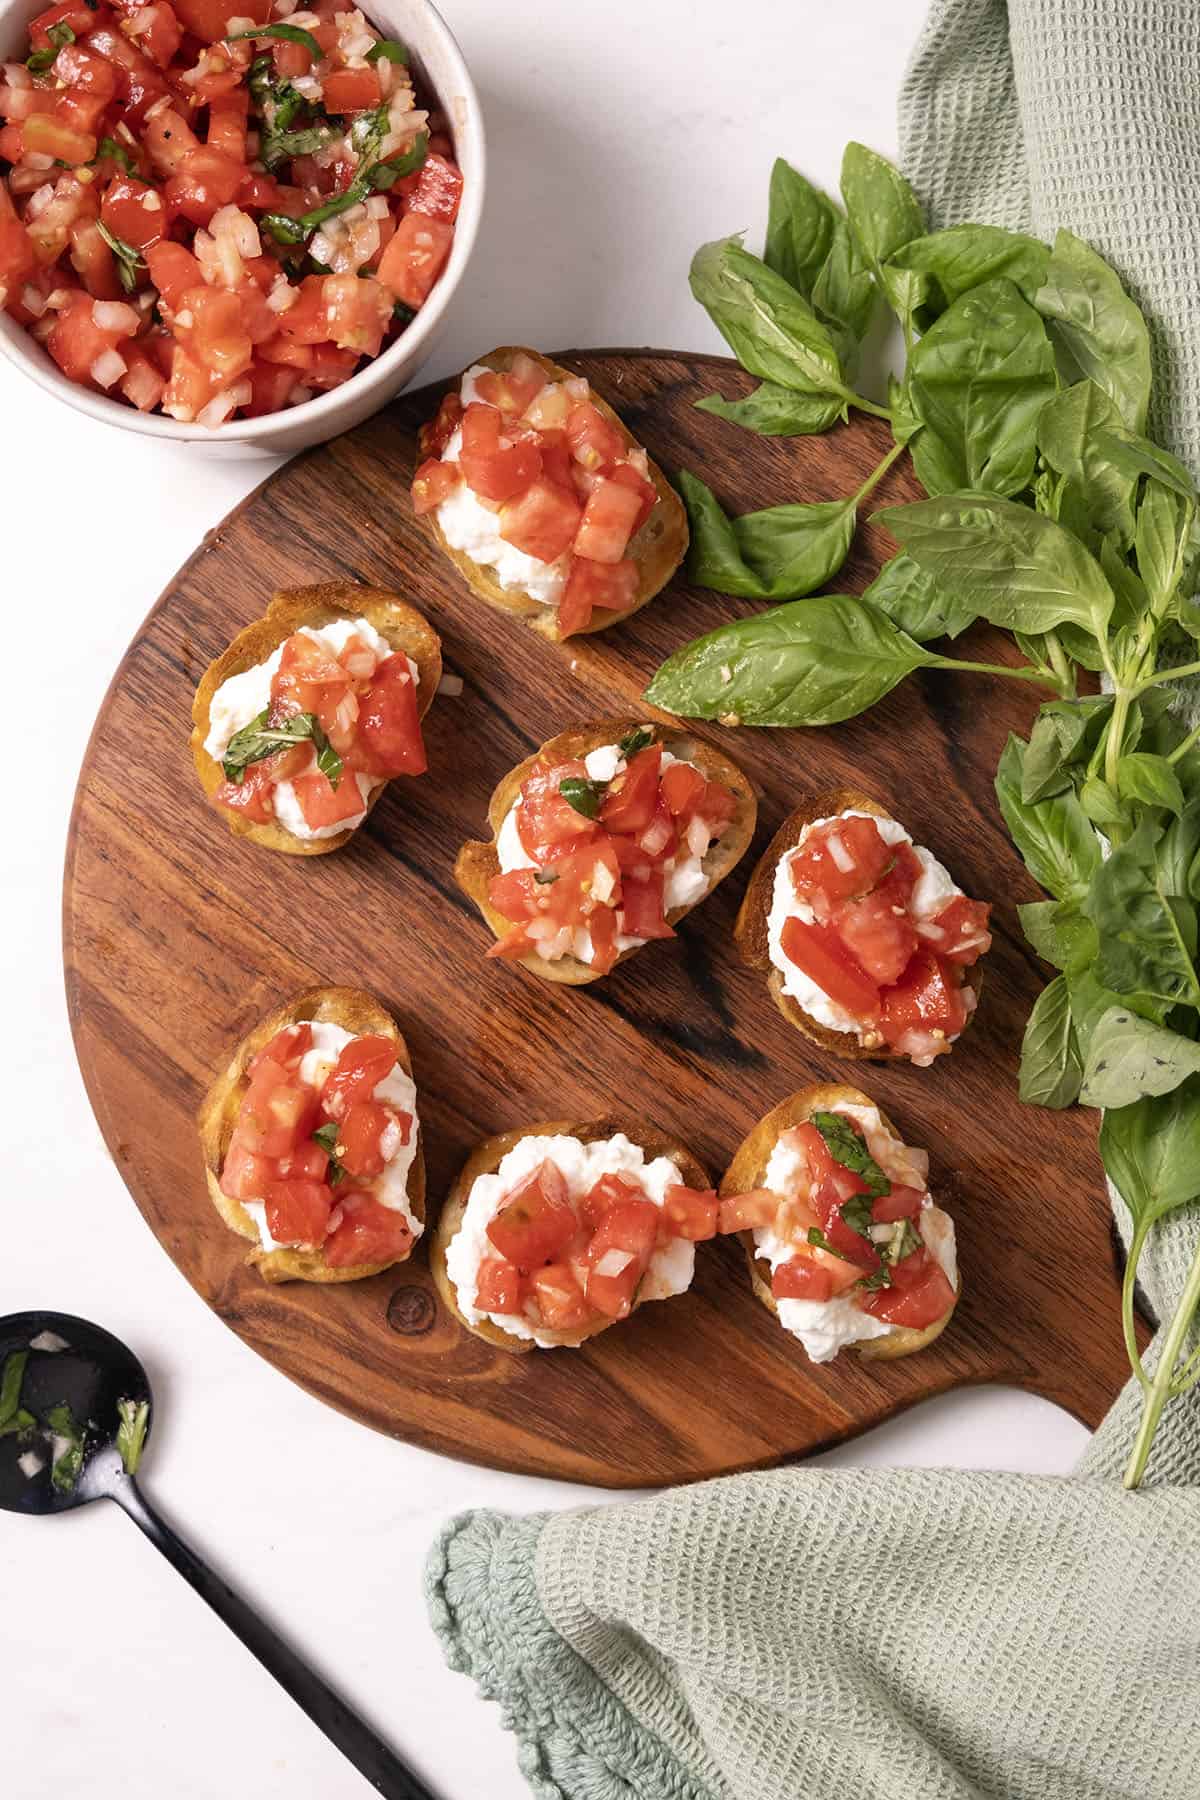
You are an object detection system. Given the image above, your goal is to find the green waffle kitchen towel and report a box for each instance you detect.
[426,7,1200,1795]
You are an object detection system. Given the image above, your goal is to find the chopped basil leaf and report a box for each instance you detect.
[811,1110,891,1198]
[392,300,416,326]
[838,1192,876,1239]
[806,1225,852,1261]
[265,123,334,164]
[617,726,654,758]
[0,1409,36,1439]
[220,709,343,790]
[365,37,408,63]
[367,131,428,192]
[264,128,428,244]
[44,1403,84,1494]
[0,1350,28,1426]
[116,1397,149,1475]
[882,1218,922,1265]
[97,136,136,174]
[856,1264,892,1292]
[312,1121,347,1186]
[226,21,321,57]
[27,19,73,72]
[95,220,143,294]
[558,776,607,819]
[262,211,310,247]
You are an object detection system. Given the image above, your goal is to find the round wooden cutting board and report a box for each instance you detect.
[63,351,1139,1487]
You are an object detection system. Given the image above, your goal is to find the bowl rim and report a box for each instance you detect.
[0,0,485,442]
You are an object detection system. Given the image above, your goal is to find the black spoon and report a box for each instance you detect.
[0,1311,438,1800]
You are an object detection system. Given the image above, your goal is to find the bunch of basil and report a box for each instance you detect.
[645,145,1200,1486]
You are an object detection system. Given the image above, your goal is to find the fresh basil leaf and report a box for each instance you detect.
[0,1351,28,1427]
[887,374,922,446]
[365,37,408,63]
[645,594,936,727]
[97,135,136,174]
[1097,535,1151,638]
[616,727,653,758]
[1081,1007,1200,1109]
[839,141,923,267]
[1079,777,1128,831]
[906,279,1057,497]
[44,1402,84,1493]
[887,223,1049,321]
[559,777,606,819]
[677,472,856,599]
[677,471,774,598]
[995,733,1101,900]
[878,491,1114,639]
[1018,900,1094,971]
[1159,800,1200,899]
[226,21,321,56]
[838,1192,878,1237]
[221,709,318,782]
[1135,480,1194,608]
[311,725,342,787]
[1018,974,1082,1109]
[811,1110,891,1197]
[809,213,875,354]
[263,123,335,166]
[807,1226,853,1262]
[1021,697,1113,803]
[1094,429,1197,501]
[1036,381,1136,549]
[861,552,976,642]
[878,263,928,340]
[690,235,848,398]
[1067,962,1142,1065]
[1099,1078,1200,1227]
[116,1397,149,1476]
[1117,752,1185,816]
[1035,229,1152,432]
[27,18,72,70]
[695,383,846,437]
[1086,818,1200,1010]
[0,1410,36,1440]
[764,157,837,297]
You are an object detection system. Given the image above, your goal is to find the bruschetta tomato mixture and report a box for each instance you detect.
[219,1017,421,1264]
[443,1132,715,1346]
[203,616,425,838]
[411,357,661,635]
[730,1102,957,1362]
[0,1,462,423]
[768,810,991,1063]
[488,729,738,970]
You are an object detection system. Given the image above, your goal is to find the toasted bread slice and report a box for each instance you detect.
[721,1084,959,1361]
[198,985,425,1284]
[417,346,688,641]
[430,1116,710,1353]
[455,717,757,984]
[192,582,442,857]
[734,787,983,1060]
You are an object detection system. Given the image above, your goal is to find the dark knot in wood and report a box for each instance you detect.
[387,1286,436,1336]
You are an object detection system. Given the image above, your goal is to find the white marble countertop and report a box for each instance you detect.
[3,2,1090,1794]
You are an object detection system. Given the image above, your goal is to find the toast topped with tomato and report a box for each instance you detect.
[720,1087,959,1363]
[412,347,688,640]
[735,789,990,1064]
[192,583,441,856]
[455,718,757,983]
[431,1118,714,1352]
[199,987,425,1284]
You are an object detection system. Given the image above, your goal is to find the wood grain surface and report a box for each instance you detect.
[63,350,1141,1487]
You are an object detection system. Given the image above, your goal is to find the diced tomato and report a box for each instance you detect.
[212,747,302,822]
[660,761,706,821]
[375,209,453,308]
[68,217,120,300]
[574,475,643,564]
[170,0,269,41]
[473,363,541,418]
[600,746,662,835]
[244,358,298,416]
[602,460,657,532]
[352,653,426,777]
[320,1035,397,1121]
[206,87,248,159]
[271,629,350,716]
[515,759,599,863]
[336,1099,392,1179]
[663,1185,719,1240]
[873,840,923,911]
[580,1173,646,1232]
[872,1185,925,1224]
[620,869,673,941]
[140,106,200,176]
[306,341,359,389]
[584,1200,660,1318]
[486,1161,576,1268]
[323,1191,413,1268]
[219,1139,272,1201]
[292,766,367,831]
[528,1263,590,1330]
[717,1190,779,1233]
[162,342,223,418]
[476,1258,524,1315]
[499,477,582,561]
[772,1256,834,1303]
[238,170,285,212]
[174,283,252,380]
[239,1059,319,1157]
[403,150,463,222]
[558,556,638,634]
[565,400,624,471]
[457,401,540,502]
[788,815,896,917]
[924,895,992,966]
[29,1,102,46]
[99,175,164,253]
[411,456,460,514]
[270,35,314,78]
[323,271,390,356]
[421,390,462,457]
[878,951,967,1052]
[791,1120,869,1204]
[251,1022,312,1070]
[126,0,182,67]
[321,66,381,113]
[780,914,881,1020]
[145,238,203,308]
[46,291,135,383]
[21,111,96,165]
[274,273,331,344]
[55,41,119,100]
[862,1252,955,1328]
[263,1176,333,1245]
[833,890,919,987]
[165,144,246,226]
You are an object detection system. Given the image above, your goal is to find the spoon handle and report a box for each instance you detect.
[112,1477,438,1800]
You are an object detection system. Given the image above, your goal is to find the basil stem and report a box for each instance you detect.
[226,21,321,57]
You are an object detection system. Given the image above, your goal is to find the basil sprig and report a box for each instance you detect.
[27,19,72,72]
[95,220,143,294]
[558,776,607,819]
[221,709,343,789]
[262,114,428,247]
[226,21,321,57]
[312,1121,347,1185]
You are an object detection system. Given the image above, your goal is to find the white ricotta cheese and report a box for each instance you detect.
[444,1131,694,1347]
[765,810,963,1034]
[752,1103,957,1363]
[203,618,414,842]
[494,744,714,965]
[239,1020,422,1252]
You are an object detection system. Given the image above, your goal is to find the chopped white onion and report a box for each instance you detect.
[18,1451,45,1480]
[2,61,32,88]
[223,12,257,29]
[436,672,464,697]
[92,299,139,333]
[824,829,854,874]
[20,283,48,318]
[686,814,712,859]
[143,93,172,121]
[26,183,55,218]
[30,1330,68,1352]
[591,860,616,905]
[212,203,261,257]
[266,278,299,313]
[564,376,590,402]
[365,193,390,219]
[638,816,674,858]
[90,348,128,388]
[23,151,55,172]
[593,1249,634,1279]
[196,378,251,428]
[914,918,947,941]
[122,358,166,412]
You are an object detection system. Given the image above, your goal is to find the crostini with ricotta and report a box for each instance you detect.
[198,986,424,1284]
[192,582,441,856]
[455,718,757,983]
[735,789,990,1064]
[411,347,688,640]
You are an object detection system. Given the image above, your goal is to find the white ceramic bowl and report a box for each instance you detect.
[0,0,484,454]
